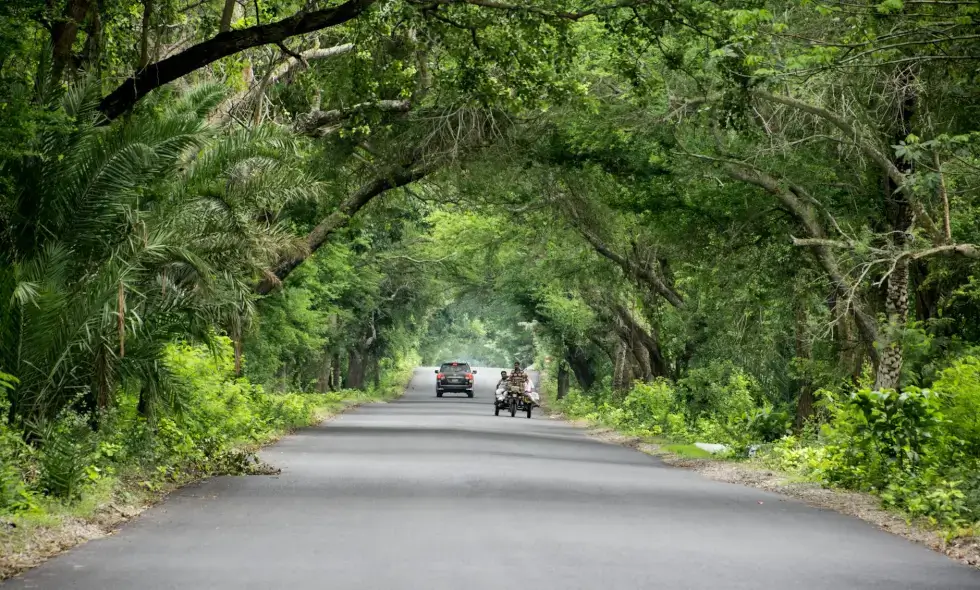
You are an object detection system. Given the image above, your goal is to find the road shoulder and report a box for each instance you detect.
[544,409,980,569]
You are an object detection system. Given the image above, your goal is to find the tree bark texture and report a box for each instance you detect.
[875,259,909,390]
[219,0,238,32]
[874,65,917,391]
[566,346,596,391]
[557,362,570,400]
[346,349,364,390]
[612,341,632,393]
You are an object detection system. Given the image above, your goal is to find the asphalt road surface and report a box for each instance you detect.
[5,368,980,589]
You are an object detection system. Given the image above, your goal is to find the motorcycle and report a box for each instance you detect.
[494,381,538,419]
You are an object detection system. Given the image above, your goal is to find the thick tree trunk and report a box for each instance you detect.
[347,349,365,390]
[370,355,380,389]
[556,362,570,400]
[80,0,103,72]
[875,259,909,390]
[316,352,331,393]
[566,346,596,391]
[51,0,94,79]
[874,65,917,391]
[612,341,632,393]
[614,304,668,378]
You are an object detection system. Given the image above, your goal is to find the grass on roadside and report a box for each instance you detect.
[661,443,713,459]
[1,352,416,581]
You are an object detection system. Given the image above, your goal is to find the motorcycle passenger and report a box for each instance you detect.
[495,370,509,390]
[494,370,509,404]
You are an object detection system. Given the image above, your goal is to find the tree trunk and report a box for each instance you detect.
[97,0,376,120]
[874,65,917,391]
[347,349,365,390]
[793,298,815,430]
[219,0,237,32]
[614,304,668,378]
[137,383,151,417]
[557,362,570,400]
[80,0,103,72]
[51,0,94,79]
[612,341,632,393]
[875,258,909,390]
[330,352,342,390]
[316,352,331,393]
[138,0,153,69]
[370,355,380,389]
[566,346,596,391]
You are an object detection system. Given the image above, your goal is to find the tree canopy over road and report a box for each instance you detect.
[3,0,980,564]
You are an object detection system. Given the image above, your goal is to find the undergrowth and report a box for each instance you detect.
[555,356,980,536]
[0,339,411,571]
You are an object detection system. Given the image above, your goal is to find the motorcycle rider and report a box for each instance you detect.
[509,361,526,387]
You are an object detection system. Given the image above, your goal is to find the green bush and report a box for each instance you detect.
[932,355,980,454]
[676,362,757,421]
[36,411,98,502]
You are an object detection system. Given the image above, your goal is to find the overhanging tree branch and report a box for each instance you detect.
[417,0,652,20]
[212,43,356,124]
[98,0,377,120]
[577,228,686,309]
[256,163,433,295]
[701,157,882,363]
[752,90,941,240]
[296,99,412,135]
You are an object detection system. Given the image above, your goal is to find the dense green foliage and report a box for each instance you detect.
[2,0,980,543]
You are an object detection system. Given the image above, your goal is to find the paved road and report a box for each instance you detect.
[5,368,979,589]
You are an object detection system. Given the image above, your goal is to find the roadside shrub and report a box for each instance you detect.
[621,380,675,432]
[558,390,600,418]
[36,411,98,502]
[932,355,980,453]
[741,405,791,443]
[0,425,36,513]
[816,387,947,489]
[676,362,756,421]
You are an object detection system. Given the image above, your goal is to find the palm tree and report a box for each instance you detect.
[0,81,321,432]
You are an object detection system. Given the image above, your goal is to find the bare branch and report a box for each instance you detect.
[295,99,412,135]
[752,91,941,240]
